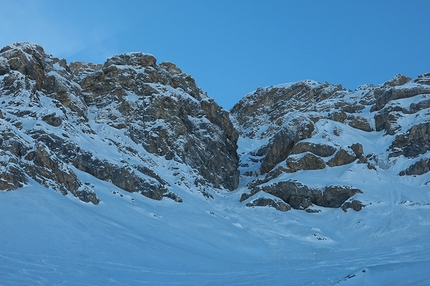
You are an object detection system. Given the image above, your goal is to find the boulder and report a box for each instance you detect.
[327,148,357,167]
[319,186,362,208]
[346,115,373,132]
[291,142,336,157]
[286,153,326,172]
[256,180,362,210]
[341,200,364,212]
[246,197,291,212]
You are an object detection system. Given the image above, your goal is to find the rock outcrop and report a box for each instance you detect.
[232,74,430,211]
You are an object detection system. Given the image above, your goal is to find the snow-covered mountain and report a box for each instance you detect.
[1,42,429,285]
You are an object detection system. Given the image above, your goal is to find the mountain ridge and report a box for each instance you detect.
[1,42,429,213]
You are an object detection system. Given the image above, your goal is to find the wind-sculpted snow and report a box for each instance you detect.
[1,42,430,284]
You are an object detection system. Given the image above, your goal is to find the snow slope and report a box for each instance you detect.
[2,154,430,285]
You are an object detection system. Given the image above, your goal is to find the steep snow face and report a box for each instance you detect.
[1,42,430,284]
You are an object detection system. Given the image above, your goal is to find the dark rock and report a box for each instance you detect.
[163,191,183,203]
[350,143,367,163]
[305,208,321,213]
[327,148,357,167]
[74,187,100,205]
[73,151,168,200]
[390,122,430,158]
[0,42,46,90]
[383,74,412,87]
[240,189,260,202]
[329,110,347,123]
[409,99,430,114]
[286,153,326,172]
[0,58,9,75]
[246,197,291,212]
[291,142,336,157]
[0,158,27,190]
[346,115,373,132]
[104,52,157,68]
[42,113,62,127]
[75,52,240,191]
[341,200,364,212]
[414,73,430,85]
[350,143,363,157]
[288,194,313,209]
[257,180,362,210]
[399,158,430,176]
[374,106,403,135]
[260,128,296,174]
[372,85,430,111]
[320,186,362,208]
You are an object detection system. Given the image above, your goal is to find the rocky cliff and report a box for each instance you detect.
[0,42,238,204]
[231,76,430,212]
[1,42,429,213]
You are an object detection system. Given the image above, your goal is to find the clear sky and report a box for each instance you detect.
[1,0,429,109]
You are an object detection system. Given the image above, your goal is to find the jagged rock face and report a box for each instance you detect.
[0,42,239,205]
[232,74,430,212]
[390,122,430,158]
[399,158,430,176]
[1,42,429,214]
[70,50,239,190]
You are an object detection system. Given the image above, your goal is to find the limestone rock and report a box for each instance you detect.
[390,122,430,158]
[254,180,362,210]
[414,73,430,85]
[319,186,362,208]
[383,74,412,87]
[341,200,364,212]
[286,153,326,172]
[346,115,373,132]
[374,106,403,135]
[372,85,430,111]
[399,158,430,176]
[291,142,336,157]
[0,157,27,190]
[327,148,357,167]
[260,128,296,174]
[42,113,63,127]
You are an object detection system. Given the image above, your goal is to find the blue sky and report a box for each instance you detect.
[1,0,429,109]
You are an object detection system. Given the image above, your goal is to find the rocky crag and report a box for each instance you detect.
[231,76,430,212]
[0,42,238,204]
[1,42,429,213]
